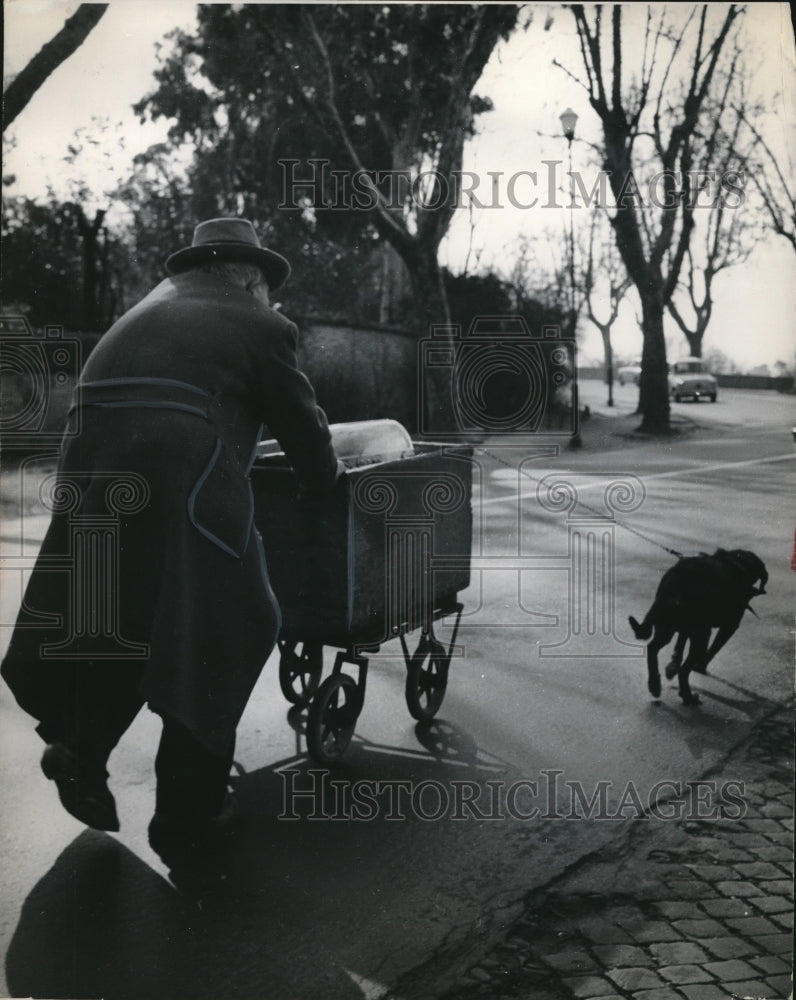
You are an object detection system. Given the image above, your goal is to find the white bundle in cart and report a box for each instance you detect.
[257,418,415,468]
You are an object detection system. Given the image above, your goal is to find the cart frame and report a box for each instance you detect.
[278,599,464,762]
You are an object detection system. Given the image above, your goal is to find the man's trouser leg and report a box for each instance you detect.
[0,654,145,770]
[29,659,145,831]
[55,660,145,772]
[153,716,235,830]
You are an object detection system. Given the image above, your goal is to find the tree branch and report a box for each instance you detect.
[3,5,109,131]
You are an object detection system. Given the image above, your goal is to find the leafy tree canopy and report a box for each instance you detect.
[133,3,520,333]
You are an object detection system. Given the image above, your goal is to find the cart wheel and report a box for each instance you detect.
[306,674,361,762]
[405,637,449,722]
[279,641,323,706]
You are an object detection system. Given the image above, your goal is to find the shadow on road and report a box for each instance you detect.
[5,695,783,1000]
[6,831,211,999]
[5,719,514,1000]
[642,676,777,761]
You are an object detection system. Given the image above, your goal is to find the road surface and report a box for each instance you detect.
[0,386,793,999]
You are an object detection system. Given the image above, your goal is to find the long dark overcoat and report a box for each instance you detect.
[1,271,339,754]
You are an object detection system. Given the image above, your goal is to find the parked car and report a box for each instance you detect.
[668,357,718,402]
[617,360,642,385]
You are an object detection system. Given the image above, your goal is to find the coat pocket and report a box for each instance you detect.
[188,438,254,558]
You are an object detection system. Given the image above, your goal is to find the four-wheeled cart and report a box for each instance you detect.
[251,421,473,763]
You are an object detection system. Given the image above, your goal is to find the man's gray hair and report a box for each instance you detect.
[196,260,267,290]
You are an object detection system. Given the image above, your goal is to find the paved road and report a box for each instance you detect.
[0,387,793,999]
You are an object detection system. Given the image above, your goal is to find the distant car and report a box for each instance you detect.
[617,360,642,385]
[668,357,718,402]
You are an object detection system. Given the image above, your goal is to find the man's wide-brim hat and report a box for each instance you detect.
[166,218,291,290]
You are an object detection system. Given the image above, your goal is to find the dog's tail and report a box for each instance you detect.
[628,613,653,640]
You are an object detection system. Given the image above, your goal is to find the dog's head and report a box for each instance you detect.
[721,549,768,595]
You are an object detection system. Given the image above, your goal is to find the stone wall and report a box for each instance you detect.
[295,317,418,429]
[0,317,420,452]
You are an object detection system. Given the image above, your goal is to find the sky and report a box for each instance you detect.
[4,1,795,371]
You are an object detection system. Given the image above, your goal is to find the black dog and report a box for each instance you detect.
[629,549,767,704]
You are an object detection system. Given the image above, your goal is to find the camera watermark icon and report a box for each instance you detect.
[0,315,82,448]
[417,316,577,440]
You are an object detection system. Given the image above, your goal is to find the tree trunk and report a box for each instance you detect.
[77,208,106,331]
[406,245,455,436]
[637,292,671,434]
[378,242,411,326]
[685,332,701,357]
[82,234,98,331]
[600,326,615,406]
[97,228,115,327]
[605,159,673,434]
[408,249,450,331]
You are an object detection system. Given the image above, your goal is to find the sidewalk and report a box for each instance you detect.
[435,701,794,1000]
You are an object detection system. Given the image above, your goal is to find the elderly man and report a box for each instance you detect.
[2,218,343,872]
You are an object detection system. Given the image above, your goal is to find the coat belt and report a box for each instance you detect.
[70,377,211,420]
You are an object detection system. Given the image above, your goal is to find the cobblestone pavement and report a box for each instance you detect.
[433,702,794,1000]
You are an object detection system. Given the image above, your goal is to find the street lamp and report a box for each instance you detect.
[559,107,578,146]
[558,108,578,324]
[559,108,581,446]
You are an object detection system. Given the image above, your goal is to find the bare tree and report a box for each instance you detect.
[737,111,796,254]
[562,4,744,433]
[507,210,630,410]
[583,211,631,407]
[667,197,758,359]
[506,231,582,327]
[3,5,109,132]
[667,57,764,357]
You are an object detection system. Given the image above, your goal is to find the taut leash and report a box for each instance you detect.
[474,445,686,559]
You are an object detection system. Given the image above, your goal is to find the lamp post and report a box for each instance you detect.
[559,107,581,447]
[559,107,578,333]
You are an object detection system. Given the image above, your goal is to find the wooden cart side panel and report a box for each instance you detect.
[347,449,472,639]
[252,446,472,646]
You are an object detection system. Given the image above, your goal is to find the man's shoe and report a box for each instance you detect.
[148,794,239,898]
[148,792,239,867]
[41,743,120,832]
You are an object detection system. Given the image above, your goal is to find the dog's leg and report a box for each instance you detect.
[646,626,674,699]
[665,632,688,680]
[629,602,658,641]
[678,628,709,705]
[693,618,742,674]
